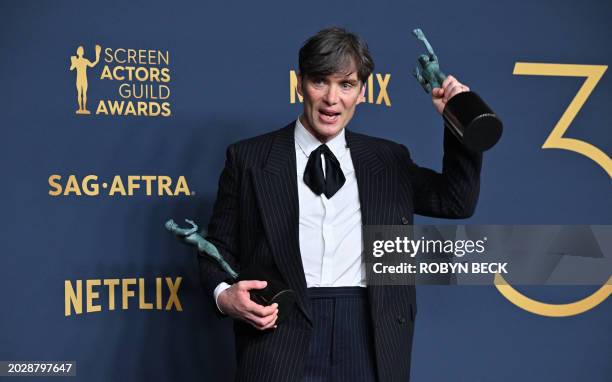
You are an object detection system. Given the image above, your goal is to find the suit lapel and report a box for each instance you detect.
[251,123,312,324]
[346,129,388,325]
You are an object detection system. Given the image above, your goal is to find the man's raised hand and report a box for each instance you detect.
[431,75,470,114]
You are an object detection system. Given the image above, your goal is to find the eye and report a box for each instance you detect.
[342,82,354,89]
[312,78,325,86]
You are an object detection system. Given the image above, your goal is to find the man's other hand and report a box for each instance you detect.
[217,280,279,330]
[431,75,470,114]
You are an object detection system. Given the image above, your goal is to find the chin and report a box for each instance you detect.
[314,125,342,140]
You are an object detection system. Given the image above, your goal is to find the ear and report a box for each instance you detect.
[357,83,366,105]
[297,73,304,97]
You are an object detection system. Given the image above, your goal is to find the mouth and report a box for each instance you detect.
[318,109,341,124]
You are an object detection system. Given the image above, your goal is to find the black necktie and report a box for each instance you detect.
[303,144,346,198]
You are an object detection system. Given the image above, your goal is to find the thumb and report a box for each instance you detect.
[239,280,267,291]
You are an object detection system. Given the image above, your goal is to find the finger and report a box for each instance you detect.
[432,87,444,98]
[442,75,455,89]
[443,84,456,102]
[451,84,469,99]
[246,301,278,318]
[247,317,265,330]
[244,311,266,327]
[248,311,277,330]
[260,311,278,329]
[445,79,460,94]
[238,280,267,291]
[444,83,462,102]
[260,314,278,330]
[253,310,278,330]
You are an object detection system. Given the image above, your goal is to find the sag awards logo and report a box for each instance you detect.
[69,44,172,117]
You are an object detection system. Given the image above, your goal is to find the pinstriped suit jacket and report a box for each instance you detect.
[199,121,482,381]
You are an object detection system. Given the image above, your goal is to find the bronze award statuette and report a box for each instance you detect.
[412,28,503,152]
[165,219,296,323]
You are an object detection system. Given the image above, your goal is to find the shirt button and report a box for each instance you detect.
[401,216,409,225]
[397,315,406,324]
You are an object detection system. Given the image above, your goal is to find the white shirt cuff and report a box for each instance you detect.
[213,282,232,314]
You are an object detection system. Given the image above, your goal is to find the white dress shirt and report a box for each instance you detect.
[214,117,365,311]
[294,117,365,287]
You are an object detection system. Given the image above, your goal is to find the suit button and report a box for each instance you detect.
[397,315,406,324]
[401,217,409,225]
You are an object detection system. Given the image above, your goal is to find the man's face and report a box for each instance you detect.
[297,68,366,143]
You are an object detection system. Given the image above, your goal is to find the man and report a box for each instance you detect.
[69,44,101,114]
[199,27,481,381]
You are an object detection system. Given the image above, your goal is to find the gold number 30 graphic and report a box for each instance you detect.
[495,63,611,317]
[513,63,610,176]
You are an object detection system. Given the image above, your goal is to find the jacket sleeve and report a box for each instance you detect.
[198,144,242,310]
[399,127,483,219]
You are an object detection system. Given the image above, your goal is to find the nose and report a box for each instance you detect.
[323,84,339,105]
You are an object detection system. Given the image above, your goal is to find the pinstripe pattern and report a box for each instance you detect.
[199,121,482,381]
[304,287,377,382]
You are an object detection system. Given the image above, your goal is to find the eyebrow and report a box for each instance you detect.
[340,70,357,79]
[311,72,359,84]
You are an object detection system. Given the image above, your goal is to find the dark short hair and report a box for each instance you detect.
[298,27,375,84]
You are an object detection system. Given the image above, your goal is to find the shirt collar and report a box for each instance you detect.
[295,116,347,159]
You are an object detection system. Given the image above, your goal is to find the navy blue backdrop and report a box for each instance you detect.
[1,0,610,381]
